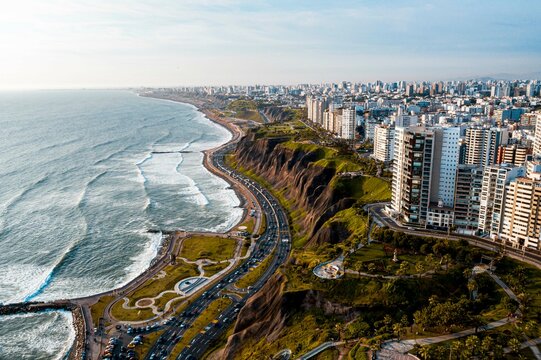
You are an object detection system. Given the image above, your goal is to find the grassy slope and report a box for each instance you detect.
[90,295,115,327]
[181,235,237,263]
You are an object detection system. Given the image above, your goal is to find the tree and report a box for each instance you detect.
[415,262,425,277]
[367,263,376,273]
[417,345,432,360]
[425,254,437,271]
[441,254,452,272]
[356,262,364,276]
[467,279,477,300]
[480,336,494,358]
[449,341,463,360]
[396,261,409,276]
[400,315,409,330]
[392,323,402,340]
[508,337,521,354]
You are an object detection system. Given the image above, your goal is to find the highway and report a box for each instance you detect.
[143,142,291,360]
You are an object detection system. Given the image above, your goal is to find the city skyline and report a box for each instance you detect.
[1,0,541,89]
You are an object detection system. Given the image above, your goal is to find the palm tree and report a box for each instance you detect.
[392,323,402,340]
[508,337,522,354]
[449,341,463,360]
[441,254,451,272]
[417,345,432,360]
[467,279,477,300]
[480,336,494,358]
[461,336,479,358]
[415,262,425,277]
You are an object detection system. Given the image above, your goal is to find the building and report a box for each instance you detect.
[373,124,395,162]
[306,96,329,126]
[478,164,525,238]
[391,126,460,227]
[501,177,541,249]
[464,127,509,166]
[340,108,357,140]
[533,114,541,157]
[453,165,484,234]
[496,144,531,166]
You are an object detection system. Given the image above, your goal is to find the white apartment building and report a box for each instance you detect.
[340,108,357,140]
[478,164,525,238]
[533,114,541,157]
[373,124,395,163]
[501,177,541,249]
[432,126,461,207]
[465,127,509,167]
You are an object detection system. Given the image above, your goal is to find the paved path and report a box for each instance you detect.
[297,341,345,360]
[365,203,541,270]
[379,268,520,357]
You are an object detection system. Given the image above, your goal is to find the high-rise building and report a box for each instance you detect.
[533,114,541,157]
[306,96,329,126]
[340,108,357,140]
[478,164,525,237]
[453,165,484,234]
[373,124,394,162]
[496,144,531,166]
[501,177,541,249]
[464,127,509,166]
[391,126,460,227]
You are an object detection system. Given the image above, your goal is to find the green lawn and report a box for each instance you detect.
[236,250,275,289]
[110,301,156,322]
[128,262,199,304]
[181,235,237,262]
[345,243,430,276]
[202,262,230,277]
[90,295,115,327]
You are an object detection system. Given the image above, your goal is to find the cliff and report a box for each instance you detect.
[233,132,389,247]
[216,273,287,359]
[261,106,297,123]
[216,274,356,359]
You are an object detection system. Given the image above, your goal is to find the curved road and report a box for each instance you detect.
[142,124,292,360]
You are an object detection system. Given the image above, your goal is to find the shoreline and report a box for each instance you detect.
[0,92,257,360]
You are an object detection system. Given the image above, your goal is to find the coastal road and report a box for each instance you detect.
[141,121,291,359]
[366,203,541,269]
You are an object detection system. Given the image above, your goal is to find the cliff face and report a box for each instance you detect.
[217,274,356,359]
[218,273,286,359]
[261,107,294,123]
[235,134,356,246]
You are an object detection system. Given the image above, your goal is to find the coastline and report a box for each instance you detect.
[139,92,252,233]
[0,92,256,360]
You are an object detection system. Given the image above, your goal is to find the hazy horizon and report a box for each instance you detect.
[1,0,541,90]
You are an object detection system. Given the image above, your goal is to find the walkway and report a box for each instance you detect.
[297,341,345,360]
[379,269,520,357]
[111,236,246,322]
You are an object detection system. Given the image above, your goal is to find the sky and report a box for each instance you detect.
[0,0,540,89]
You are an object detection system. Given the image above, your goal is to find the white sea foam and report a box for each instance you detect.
[0,263,54,304]
[122,230,163,284]
[0,310,75,360]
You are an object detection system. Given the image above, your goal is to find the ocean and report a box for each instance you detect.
[0,90,243,359]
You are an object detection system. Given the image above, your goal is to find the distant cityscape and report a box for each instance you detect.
[151,79,541,254]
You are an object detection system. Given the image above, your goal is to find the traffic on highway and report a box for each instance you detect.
[142,143,292,360]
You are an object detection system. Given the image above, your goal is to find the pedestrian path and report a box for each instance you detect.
[379,268,520,357]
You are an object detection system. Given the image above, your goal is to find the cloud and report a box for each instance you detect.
[0,0,540,88]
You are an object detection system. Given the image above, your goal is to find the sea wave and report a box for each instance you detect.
[38,137,83,152]
[0,310,75,360]
[0,174,50,231]
[23,230,88,302]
